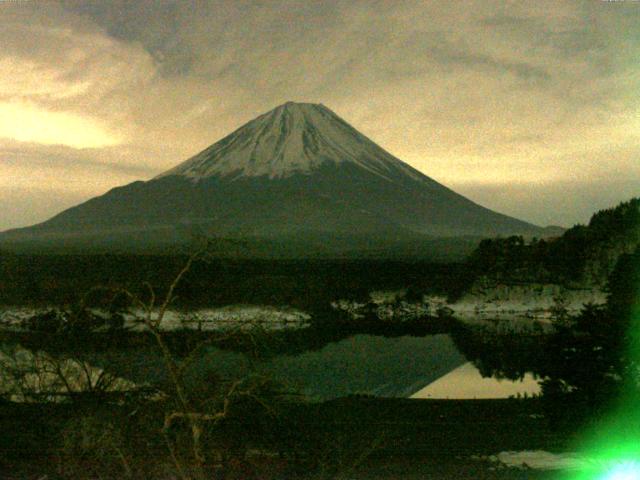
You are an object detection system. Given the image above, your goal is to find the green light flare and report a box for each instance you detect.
[563,458,640,480]
[566,456,640,480]
[561,262,640,480]
[601,461,640,480]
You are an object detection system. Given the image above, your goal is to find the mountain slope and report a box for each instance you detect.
[1,102,544,255]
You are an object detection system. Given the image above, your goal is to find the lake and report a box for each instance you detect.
[0,322,545,402]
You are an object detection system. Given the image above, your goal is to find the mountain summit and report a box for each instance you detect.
[157,101,426,181]
[0,102,545,255]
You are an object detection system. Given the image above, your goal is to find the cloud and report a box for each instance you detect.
[0,143,152,196]
[459,176,640,228]
[0,101,121,148]
[0,3,157,148]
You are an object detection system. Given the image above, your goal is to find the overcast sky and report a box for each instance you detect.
[1,0,639,231]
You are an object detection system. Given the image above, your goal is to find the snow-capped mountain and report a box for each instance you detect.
[157,101,427,182]
[0,102,545,255]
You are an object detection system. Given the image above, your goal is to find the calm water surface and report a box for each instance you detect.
[0,328,544,400]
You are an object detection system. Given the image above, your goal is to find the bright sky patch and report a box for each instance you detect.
[0,101,122,149]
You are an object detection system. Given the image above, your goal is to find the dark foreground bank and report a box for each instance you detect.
[0,396,570,480]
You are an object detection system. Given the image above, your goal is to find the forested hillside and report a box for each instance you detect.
[468,198,640,287]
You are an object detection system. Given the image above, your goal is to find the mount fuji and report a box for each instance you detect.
[1,102,547,256]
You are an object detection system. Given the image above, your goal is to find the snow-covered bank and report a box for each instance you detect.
[0,281,606,335]
[331,282,605,326]
[480,450,591,471]
[125,305,311,332]
[0,305,311,333]
[446,282,606,320]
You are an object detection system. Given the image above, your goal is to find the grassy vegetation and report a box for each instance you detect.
[0,396,568,479]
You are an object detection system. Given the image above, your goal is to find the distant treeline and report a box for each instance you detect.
[0,255,471,310]
[467,197,640,286]
[2,198,637,309]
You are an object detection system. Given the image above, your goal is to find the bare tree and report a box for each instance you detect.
[101,246,285,480]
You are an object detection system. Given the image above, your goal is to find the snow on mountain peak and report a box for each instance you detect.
[156,102,424,182]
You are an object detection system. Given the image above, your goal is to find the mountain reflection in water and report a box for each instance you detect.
[0,322,549,401]
[411,362,541,399]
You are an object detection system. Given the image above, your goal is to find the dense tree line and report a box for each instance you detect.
[468,197,640,285]
[457,245,640,426]
[540,246,640,403]
[0,254,470,310]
